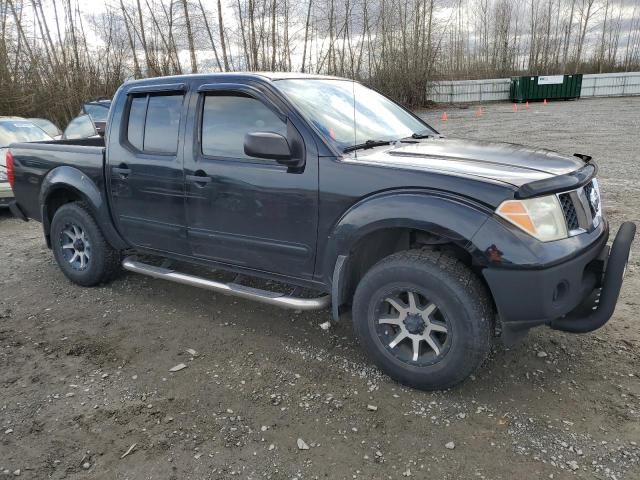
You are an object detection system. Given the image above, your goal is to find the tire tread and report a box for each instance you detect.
[76,202,121,283]
[51,202,120,286]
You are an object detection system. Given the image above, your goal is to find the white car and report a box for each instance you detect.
[28,118,63,140]
[0,117,53,208]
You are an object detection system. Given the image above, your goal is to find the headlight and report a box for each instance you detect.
[496,195,568,242]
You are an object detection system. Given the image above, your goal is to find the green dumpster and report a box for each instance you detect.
[510,74,582,102]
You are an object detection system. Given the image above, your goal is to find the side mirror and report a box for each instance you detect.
[244,132,296,165]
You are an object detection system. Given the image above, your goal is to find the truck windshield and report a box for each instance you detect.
[275,79,434,152]
[0,120,52,147]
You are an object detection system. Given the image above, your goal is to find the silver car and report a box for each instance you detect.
[0,117,53,208]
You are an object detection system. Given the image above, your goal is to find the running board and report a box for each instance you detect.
[122,257,331,311]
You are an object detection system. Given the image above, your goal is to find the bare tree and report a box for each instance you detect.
[1,0,639,122]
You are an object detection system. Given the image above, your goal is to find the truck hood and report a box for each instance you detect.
[352,137,586,187]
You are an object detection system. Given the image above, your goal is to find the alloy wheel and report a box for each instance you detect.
[375,290,451,366]
[59,223,92,271]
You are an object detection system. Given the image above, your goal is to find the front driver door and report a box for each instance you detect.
[183,82,318,279]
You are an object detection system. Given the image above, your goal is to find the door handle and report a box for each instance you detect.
[112,164,131,178]
[186,173,212,186]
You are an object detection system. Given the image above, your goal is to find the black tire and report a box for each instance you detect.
[50,202,120,286]
[352,250,492,390]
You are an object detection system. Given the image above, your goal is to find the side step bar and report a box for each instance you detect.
[122,257,331,311]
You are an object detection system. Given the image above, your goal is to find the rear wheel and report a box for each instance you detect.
[50,202,120,286]
[352,250,492,390]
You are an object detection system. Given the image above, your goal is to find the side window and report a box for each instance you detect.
[201,94,287,159]
[126,93,183,154]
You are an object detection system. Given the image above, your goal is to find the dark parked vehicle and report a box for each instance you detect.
[6,73,636,390]
[79,99,111,135]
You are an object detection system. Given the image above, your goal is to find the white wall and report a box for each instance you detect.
[427,72,640,103]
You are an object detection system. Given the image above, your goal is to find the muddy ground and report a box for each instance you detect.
[1,97,639,479]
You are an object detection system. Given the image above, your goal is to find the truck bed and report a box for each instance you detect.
[9,138,106,223]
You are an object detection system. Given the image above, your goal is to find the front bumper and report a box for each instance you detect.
[0,183,13,208]
[483,222,636,343]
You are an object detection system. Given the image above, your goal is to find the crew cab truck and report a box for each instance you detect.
[7,73,636,390]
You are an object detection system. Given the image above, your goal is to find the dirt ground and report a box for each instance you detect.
[1,97,639,479]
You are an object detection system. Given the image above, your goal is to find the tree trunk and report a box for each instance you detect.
[198,0,223,71]
[575,0,595,73]
[181,0,198,73]
[120,0,141,78]
[218,0,230,71]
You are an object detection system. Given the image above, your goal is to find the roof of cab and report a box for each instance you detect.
[122,71,349,87]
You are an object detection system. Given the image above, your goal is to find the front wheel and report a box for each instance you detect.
[352,250,492,390]
[50,202,120,286]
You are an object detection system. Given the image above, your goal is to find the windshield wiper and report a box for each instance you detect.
[343,139,392,153]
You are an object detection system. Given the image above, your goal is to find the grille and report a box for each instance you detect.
[559,193,580,231]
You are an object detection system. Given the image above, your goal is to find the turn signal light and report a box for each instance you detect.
[496,200,536,234]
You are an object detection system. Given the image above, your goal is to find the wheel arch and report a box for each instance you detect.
[40,166,128,250]
[324,191,494,321]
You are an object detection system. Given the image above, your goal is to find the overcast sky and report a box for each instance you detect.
[34,0,640,73]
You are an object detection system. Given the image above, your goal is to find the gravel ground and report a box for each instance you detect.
[1,97,639,479]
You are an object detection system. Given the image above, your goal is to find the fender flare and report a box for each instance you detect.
[40,166,128,250]
[323,190,493,321]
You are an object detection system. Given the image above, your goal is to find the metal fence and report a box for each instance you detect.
[427,71,640,103]
[427,78,512,103]
[581,72,640,98]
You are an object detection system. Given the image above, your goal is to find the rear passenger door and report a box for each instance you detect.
[107,84,189,254]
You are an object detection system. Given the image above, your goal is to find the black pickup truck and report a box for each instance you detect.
[7,73,636,390]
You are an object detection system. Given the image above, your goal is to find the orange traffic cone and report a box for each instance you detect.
[475,106,483,117]
[512,103,518,112]
[525,101,530,109]
[441,111,448,122]
[543,98,548,105]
